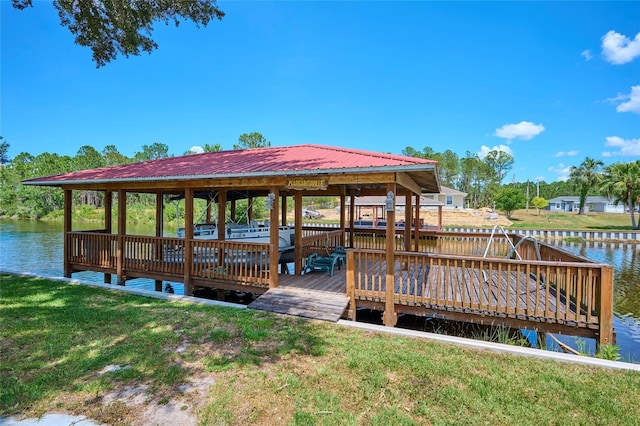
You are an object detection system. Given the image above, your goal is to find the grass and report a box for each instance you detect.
[2,274,640,425]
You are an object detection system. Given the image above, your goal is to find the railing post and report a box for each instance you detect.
[598,265,615,347]
[103,190,112,284]
[346,250,356,320]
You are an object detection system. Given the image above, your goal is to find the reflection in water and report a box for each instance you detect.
[1,219,639,362]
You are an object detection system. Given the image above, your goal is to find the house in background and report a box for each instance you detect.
[423,185,467,209]
[547,196,625,213]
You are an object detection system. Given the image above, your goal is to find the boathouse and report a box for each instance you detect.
[23,144,615,346]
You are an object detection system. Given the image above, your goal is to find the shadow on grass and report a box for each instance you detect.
[0,274,326,419]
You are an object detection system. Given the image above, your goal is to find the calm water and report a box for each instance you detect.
[1,219,639,361]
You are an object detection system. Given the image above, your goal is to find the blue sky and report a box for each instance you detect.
[2,1,639,183]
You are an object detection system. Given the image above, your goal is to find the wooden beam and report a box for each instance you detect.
[294,191,303,275]
[349,189,356,248]
[103,190,113,284]
[217,190,227,241]
[598,265,615,347]
[269,187,280,288]
[281,194,287,226]
[155,191,163,292]
[184,188,194,296]
[396,172,422,196]
[63,189,72,278]
[404,192,412,252]
[339,186,346,247]
[116,190,126,285]
[383,183,397,326]
[414,194,420,252]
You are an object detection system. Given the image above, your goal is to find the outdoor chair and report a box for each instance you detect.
[304,253,340,277]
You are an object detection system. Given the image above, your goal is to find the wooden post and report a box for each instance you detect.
[116,189,126,285]
[103,190,112,284]
[383,183,397,327]
[184,188,194,296]
[437,205,443,231]
[346,249,356,320]
[206,200,212,224]
[217,190,227,239]
[230,199,236,222]
[155,191,163,292]
[63,189,72,278]
[404,192,412,252]
[414,194,420,252]
[248,197,253,223]
[339,186,346,247]
[269,187,280,288]
[294,191,303,275]
[598,265,615,348]
[281,194,287,226]
[349,189,356,248]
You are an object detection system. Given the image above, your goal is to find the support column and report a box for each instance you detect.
[183,188,194,296]
[216,190,227,269]
[349,189,356,248]
[230,199,236,222]
[404,192,412,252]
[383,183,397,327]
[63,189,72,278]
[437,205,443,231]
[269,187,280,288]
[155,191,163,292]
[294,191,303,275]
[339,186,346,247]
[598,265,615,348]
[103,190,113,283]
[116,189,126,285]
[281,194,287,226]
[414,194,420,252]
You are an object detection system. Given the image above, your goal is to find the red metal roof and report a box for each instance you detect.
[23,144,437,186]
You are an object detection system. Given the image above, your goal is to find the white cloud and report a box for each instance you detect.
[477,144,514,159]
[602,136,640,157]
[601,30,640,65]
[609,85,640,114]
[548,163,572,182]
[553,150,579,158]
[188,145,205,154]
[581,49,593,61]
[494,121,545,141]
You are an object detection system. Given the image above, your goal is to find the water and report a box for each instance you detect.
[1,219,639,361]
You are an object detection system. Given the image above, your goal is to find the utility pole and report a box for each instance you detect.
[526,180,530,212]
[536,178,540,198]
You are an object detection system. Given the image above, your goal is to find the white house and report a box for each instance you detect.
[547,196,625,213]
[423,186,467,209]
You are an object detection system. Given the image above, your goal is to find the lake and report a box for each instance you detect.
[1,219,639,362]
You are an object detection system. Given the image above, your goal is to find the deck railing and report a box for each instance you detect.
[191,240,271,287]
[301,229,344,258]
[123,235,185,276]
[348,248,613,337]
[68,232,118,269]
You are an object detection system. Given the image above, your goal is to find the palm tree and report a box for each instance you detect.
[569,157,604,215]
[600,160,640,229]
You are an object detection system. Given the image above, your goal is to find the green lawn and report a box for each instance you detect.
[2,274,640,425]
[505,210,636,230]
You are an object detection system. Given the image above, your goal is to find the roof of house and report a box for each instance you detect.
[23,144,439,191]
[439,186,468,197]
[548,196,611,204]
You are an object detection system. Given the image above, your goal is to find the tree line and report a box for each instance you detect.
[0,133,270,219]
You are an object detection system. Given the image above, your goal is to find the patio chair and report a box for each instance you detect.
[304,253,340,277]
